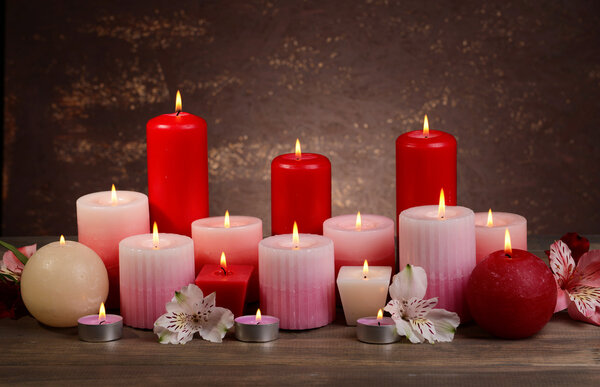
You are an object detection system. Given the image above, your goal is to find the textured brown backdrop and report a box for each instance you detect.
[4,0,600,236]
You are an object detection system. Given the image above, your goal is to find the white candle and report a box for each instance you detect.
[119,225,195,329]
[337,262,391,326]
[77,186,149,307]
[259,224,335,330]
[399,197,475,322]
[474,210,527,264]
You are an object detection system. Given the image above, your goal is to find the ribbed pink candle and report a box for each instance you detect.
[259,233,335,330]
[399,205,475,322]
[119,233,194,329]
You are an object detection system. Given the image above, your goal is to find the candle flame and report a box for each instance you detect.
[224,210,230,228]
[423,114,429,138]
[153,222,159,249]
[504,228,512,256]
[255,308,262,323]
[377,309,383,320]
[59,235,66,245]
[355,211,362,231]
[220,252,227,272]
[363,260,369,278]
[175,90,182,113]
[487,208,493,227]
[292,221,300,249]
[111,184,118,205]
[438,188,446,219]
[295,138,301,159]
[98,302,106,322]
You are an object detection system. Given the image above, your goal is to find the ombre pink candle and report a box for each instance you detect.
[119,224,195,329]
[259,223,335,330]
[474,209,527,264]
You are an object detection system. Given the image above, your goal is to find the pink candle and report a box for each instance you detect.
[191,212,262,301]
[474,209,527,264]
[119,224,195,329]
[259,223,335,330]
[77,186,150,308]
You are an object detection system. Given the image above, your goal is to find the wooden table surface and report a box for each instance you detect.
[1,236,599,386]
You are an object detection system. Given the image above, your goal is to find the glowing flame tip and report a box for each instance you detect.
[438,188,446,218]
[292,221,300,248]
[175,90,182,112]
[295,138,302,159]
[504,228,512,256]
[363,260,369,278]
[220,252,227,271]
[98,302,106,321]
[355,211,362,231]
[423,115,429,137]
[152,222,159,249]
[111,184,118,205]
[224,210,230,228]
[256,309,262,322]
[377,309,383,320]
[487,209,493,227]
[59,235,66,245]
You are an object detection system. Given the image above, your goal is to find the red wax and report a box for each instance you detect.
[395,129,456,219]
[147,112,209,236]
[466,249,557,339]
[195,264,253,317]
[271,153,331,235]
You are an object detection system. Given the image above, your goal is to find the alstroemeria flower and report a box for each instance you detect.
[384,264,460,344]
[549,240,600,325]
[0,244,36,283]
[154,284,234,344]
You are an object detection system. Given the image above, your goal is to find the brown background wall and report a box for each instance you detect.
[4,0,600,236]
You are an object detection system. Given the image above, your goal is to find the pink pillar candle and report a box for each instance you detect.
[119,233,194,329]
[474,210,527,264]
[77,189,150,308]
[191,214,262,301]
[259,233,335,330]
[399,205,475,322]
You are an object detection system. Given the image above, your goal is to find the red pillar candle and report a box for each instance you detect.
[146,91,209,236]
[271,139,331,235]
[396,115,456,219]
[194,252,253,317]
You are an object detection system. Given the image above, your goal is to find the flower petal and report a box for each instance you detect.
[2,251,23,274]
[554,287,570,313]
[198,306,234,343]
[153,313,196,345]
[17,244,37,259]
[568,285,600,317]
[393,317,422,343]
[409,317,436,344]
[389,264,428,301]
[575,250,600,287]
[153,325,182,345]
[567,302,600,326]
[549,240,575,288]
[426,309,460,342]
[384,299,404,320]
[404,297,438,319]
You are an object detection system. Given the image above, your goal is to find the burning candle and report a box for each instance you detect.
[78,303,123,342]
[398,189,476,322]
[271,139,331,235]
[474,209,527,264]
[259,222,335,329]
[147,91,209,236]
[234,309,280,342]
[194,252,253,317]
[356,309,399,344]
[396,115,457,220]
[337,260,392,325]
[77,185,150,308]
[119,222,195,329]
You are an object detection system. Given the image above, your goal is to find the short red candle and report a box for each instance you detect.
[195,263,253,317]
[146,92,209,236]
[466,249,557,339]
[395,117,456,220]
[271,140,331,235]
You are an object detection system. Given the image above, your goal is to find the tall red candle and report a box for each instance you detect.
[396,115,456,219]
[146,91,209,236]
[271,139,331,235]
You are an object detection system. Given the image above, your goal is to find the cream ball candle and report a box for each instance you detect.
[474,209,527,264]
[21,236,109,327]
[259,222,335,330]
[77,185,150,308]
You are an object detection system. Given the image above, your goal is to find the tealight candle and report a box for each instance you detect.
[474,209,527,264]
[78,303,123,342]
[356,309,399,344]
[234,309,279,342]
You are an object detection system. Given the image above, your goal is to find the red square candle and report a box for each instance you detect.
[194,253,253,317]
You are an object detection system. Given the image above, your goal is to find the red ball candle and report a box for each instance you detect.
[271,139,331,235]
[146,91,209,236]
[467,230,557,339]
[396,115,456,220]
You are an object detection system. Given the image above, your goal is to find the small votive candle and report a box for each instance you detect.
[356,309,399,344]
[234,309,279,342]
[77,303,123,342]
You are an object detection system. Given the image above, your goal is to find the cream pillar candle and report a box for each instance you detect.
[336,261,392,326]
[474,209,527,264]
[119,224,195,329]
[259,223,335,330]
[77,186,150,307]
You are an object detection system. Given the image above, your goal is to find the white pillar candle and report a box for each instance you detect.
[259,225,335,330]
[119,226,194,329]
[77,186,150,307]
[474,210,527,264]
[399,202,475,322]
[323,213,395,275]
[336,262,391,326]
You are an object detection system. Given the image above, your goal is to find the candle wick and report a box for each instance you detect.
[363,275,367,279]
[378,321,381,326]
[505,254,511,259]
[256,322,260,325]
[220,267,227,275]
[176,110,181,116]
[99,320,106,325]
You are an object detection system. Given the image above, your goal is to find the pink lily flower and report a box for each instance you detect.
[2,244,37,275]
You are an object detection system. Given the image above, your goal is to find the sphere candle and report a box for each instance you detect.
[77,185,150,308]
[271,139,331,235]
[474,209,527,264]
[396,115,457,219]
[147,91,208,236]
